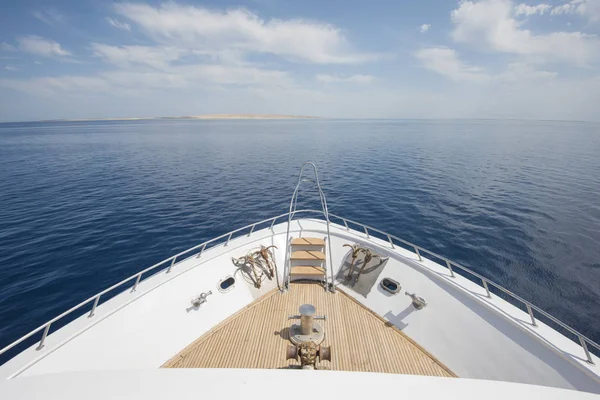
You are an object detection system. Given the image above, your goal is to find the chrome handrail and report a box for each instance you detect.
[0,209,598,367]
[283,163,335,291]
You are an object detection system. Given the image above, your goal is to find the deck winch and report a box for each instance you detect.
[286,304,331,369]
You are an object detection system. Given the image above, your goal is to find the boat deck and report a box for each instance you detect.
[3,219,597,392]
[163,283,455,377]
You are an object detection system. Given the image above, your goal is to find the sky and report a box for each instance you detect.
[1,0,600,121]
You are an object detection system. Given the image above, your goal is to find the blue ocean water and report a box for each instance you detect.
[0,119,599,362]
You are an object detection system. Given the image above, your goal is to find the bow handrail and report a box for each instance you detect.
[1,209,597,367]
[283,162,335,291]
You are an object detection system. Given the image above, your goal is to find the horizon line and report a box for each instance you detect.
[1,115,600,124]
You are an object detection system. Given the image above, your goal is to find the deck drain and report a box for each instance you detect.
[380,277,401,294]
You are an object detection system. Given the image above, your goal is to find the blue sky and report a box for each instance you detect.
[1,0,599,121]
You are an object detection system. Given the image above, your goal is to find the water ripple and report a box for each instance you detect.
[0,119,599,359]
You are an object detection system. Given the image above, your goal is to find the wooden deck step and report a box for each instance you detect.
[291,237,325,246]
[290,250,325,261]
[290,266,326,276]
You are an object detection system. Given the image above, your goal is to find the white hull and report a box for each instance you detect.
[1,217,599,394]
[1,369,598,400]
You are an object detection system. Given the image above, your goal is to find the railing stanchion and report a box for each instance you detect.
[482,279,491,298]
[364,226,370,238]
[445,260,455,277]
[343,219,349,230]
[387,235,395,249]
[248,224,255,236]
[132,273,141,292]
[166,256,177,273]
[36,324,51,350]
[580,336,594,364]
[526,304,537,327]
[414,246,422,261]
[270,218,277,230]
[226,232,233,246]
[196,243,207,258]
[89,295,100,318]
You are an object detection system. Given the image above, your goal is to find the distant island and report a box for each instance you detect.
[43,114,321,122]
[184,114,320,120]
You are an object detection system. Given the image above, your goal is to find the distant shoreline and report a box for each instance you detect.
[4,117,597,124]
[36,114,321,123]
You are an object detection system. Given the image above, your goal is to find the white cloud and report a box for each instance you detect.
[451,0,599,65]
[5,65,18,71]
[549,0,600,21]
[91,44,183,69]
[514,3,552,16]
[569,0,600,21]
[420,24,431,33]
[1,42,16,52]
[497,62,558,80]
[415,47,490,82]
[550,3,576,15]
[415,46,559,83]
[32,8,64,25]
[172,64,292,86]
[513,1,600,21]
[0,61,293,98]
[316,74,375,83]
[0,75,110,96]
[106,17,131,31]
[17,35,71,57]
[113,2,373,64]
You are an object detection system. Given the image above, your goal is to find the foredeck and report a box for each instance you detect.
[163,283,455,377]
[2,218,598,392]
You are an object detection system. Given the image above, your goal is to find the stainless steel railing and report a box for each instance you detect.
[322,211,599,365]
[0,211,292,358]
[284,162,335,291]
[0,209,598,367]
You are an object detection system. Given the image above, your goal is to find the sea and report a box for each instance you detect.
[0,118,599,363]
